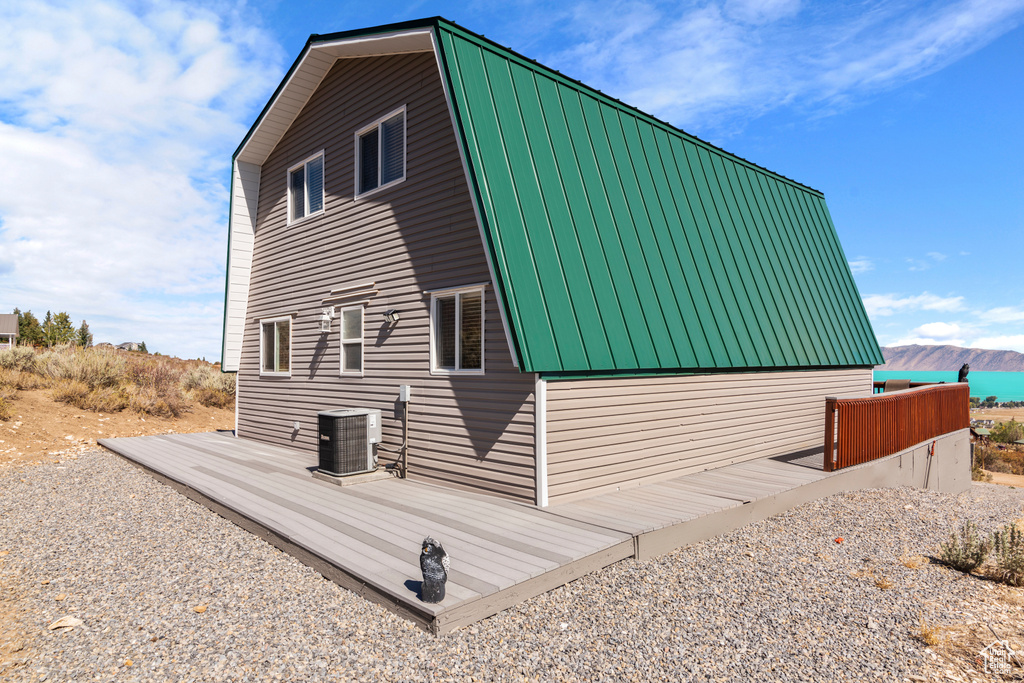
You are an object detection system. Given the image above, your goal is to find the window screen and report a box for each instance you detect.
[357,108,405,196]
[261,319,290,374]
[359,128,379,194]
[340,307,363,375]
[288,153,324,223]
[432,288,483,373]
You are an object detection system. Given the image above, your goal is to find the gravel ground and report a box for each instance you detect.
[2,450,1023,682]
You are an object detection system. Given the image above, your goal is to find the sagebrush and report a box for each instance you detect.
[991,523,1024,587]
[0,344,233,417]
[938,519,989,572]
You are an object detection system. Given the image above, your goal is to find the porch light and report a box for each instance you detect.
[383,309,400,323]
[319,307,335,333]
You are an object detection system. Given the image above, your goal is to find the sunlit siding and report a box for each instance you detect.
[545,369,872,504]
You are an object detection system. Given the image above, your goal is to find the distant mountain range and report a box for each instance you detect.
[879,345,1024,372]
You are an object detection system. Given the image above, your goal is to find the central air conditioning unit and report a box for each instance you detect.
[317,408,381,476]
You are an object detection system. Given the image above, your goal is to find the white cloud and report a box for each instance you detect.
[552,0,1024,130]
[968,335,1024,354]
[976,306,1024,324]
[913,321,963,340]
[862,292,965,317]
[848,257,873,274]
[892,336,967,348]
[0,1,284,360]
[927,251,947,262]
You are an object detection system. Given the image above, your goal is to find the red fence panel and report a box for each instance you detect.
[824,383,969,471]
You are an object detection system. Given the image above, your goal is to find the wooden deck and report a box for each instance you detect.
[99,432,920,633]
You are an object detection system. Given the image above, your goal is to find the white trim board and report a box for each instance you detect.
[535,375,548,508]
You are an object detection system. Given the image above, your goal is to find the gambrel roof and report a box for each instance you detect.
[223,18,883,376]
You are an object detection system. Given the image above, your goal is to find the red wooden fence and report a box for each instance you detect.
[824,383,969,472]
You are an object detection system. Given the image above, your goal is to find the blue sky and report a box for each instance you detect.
[1,0,1022,361]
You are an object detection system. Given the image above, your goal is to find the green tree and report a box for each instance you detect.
[139,341,148,354]
[76,321,93,348]
[992,419,1024,444]
[41,311,75,347]
[14,308,43,346]
[53,312,75,345]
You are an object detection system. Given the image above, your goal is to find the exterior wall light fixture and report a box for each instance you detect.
[383,309,400,323]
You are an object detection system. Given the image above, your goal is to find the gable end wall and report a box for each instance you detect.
[237,52,537,503]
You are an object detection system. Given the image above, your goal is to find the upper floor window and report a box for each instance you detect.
[288,152,324,224]
[260,317,291,376]
[430,286,484,375]
[356,107,406,197]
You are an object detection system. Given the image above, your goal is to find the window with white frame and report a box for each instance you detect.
[288,152,324,223]
[431,287,484,374]
[260,317,291,375]
[339,306,363,375]
[356,107,405,197]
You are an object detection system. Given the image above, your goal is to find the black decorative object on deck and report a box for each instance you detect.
[419,537,450,603]
[958,363,970,383]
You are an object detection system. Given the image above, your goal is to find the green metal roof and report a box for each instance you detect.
[433,20,883,376]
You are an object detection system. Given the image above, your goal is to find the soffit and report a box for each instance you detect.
[235,29,433,167]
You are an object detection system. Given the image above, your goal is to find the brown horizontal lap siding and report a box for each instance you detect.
[239,52,537,504]
[545,369,871,504]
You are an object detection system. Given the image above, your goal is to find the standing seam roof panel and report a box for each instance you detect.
[624,117,712,367]
[507,66,611,370]
[557,88,655,368]
[434,21,884,374]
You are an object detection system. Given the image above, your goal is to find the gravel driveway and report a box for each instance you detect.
[1,449,1022,682]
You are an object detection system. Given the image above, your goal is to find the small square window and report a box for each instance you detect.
[260,318,291,375]
[288,152,324,223]
[340,307,363,376]
[356,108,406,197]
[431,287,484,374]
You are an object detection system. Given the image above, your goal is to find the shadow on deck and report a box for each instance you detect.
[98,430,969,634]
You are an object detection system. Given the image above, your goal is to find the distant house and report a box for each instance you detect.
[221,18,883,507]
[0,314,18,350]
[117,342,142,352]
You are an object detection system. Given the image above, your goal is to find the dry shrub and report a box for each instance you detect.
[0,368,44,390]
[125,385,184,418]
[900,554,928,570]
[50,379,91,408]
[180,363,235,396]
[192,387,234,409]
[0,346,36,372]
[82,387,127,413]
[37,345,125,389]
[0,384,17,422]
[918,618,944,647]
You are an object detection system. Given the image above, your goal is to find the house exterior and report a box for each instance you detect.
[222,18,883,507]
[0,314,18,350]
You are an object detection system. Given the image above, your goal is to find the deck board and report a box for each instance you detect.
[99,431,868,633]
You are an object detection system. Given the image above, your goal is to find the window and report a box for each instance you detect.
[260,318,291,375]
[430,287,484,374]
[288,152,324,223]
[340,307,363,376]
[355,107,406,197]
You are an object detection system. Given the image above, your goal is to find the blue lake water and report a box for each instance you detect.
[873,370,1024,401]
